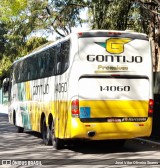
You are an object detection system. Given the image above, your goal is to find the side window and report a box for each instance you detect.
[19,61,24,82]
[39,51,45,78]
[11,40,70,82]
[31,55,38,80]
[56,43,62,75]
[27,58,32,81]
[23,59,28,81]
[48,47,56,76]
[44,50,51,77]
[14,62,20,83]
[54,40,70,75]
[61,40,70,73]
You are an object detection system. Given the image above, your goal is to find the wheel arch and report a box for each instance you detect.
[40,112,54,133]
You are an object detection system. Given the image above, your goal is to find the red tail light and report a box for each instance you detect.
[71,99,79,117]
[108,32,121,35]
[148,99,154,116]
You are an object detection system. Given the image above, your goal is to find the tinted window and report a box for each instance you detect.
[14,39,70,83]
[61,40,70,74]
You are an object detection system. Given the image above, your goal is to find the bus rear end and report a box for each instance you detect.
[70,30,153,141]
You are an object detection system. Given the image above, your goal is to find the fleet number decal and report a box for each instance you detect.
[100,86,130,92]
[55,82,67,93]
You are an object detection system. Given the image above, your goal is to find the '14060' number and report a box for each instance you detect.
[100,86,130,92]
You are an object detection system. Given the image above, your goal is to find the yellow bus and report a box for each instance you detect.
[6,30,153,149]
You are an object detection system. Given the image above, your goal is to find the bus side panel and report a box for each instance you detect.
[54,72,71,139]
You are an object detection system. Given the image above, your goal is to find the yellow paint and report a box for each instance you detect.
[25,82,32,100]
[106,38,131,54]
[70,117,152,140]
[70,100,152,140]
[26,99,152,140]
[79,100,149,117]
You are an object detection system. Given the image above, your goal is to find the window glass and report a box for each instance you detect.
[48,47,56,76]
[14,62,20,83]
[61,40,70,73]
[14,39,70,83]
[23,59,28,81]
[32,55,38,80]
[55,43,61,75]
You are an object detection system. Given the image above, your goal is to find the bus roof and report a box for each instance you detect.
[77,30,148,40]
[13,30,148,65]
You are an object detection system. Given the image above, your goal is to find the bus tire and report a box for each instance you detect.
[54,138,64,150]
[42,117,50,145]
[50,121,64,150]
[17,126,24,133]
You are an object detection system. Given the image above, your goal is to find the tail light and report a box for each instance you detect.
[108,32,121,35]
[148,99,154,116]
[71,99,79,117]
[78,32,83,36]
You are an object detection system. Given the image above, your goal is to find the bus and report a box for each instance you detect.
[6,30,153,149]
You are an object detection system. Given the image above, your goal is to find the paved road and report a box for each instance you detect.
[0,113,160,168]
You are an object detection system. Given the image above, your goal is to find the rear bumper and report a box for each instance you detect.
[70,117,152,140]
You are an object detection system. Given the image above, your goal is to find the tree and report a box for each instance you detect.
[25,36,48,53]
[45,0,87,37]
[0,0,50,81]
[0,0,28,21]
[0,23,8,60]
[88,0,132,30]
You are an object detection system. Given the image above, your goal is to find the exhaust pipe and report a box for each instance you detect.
[88,131,96,137]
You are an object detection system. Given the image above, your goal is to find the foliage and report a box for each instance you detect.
[87,0,151,32]
[0,0,160,82]
[0,23,8,60]
[0,0,28,21]
[0,0,50,81]
[0,56,12,82]
[46,0,87,37]
[25,36,48,54]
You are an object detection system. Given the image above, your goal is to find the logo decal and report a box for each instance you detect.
[95,38,131,54]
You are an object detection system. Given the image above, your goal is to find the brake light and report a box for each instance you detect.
[71,99,79,117]
[78,32,83,36]
[108,32,121,35]
[148,99,154,116]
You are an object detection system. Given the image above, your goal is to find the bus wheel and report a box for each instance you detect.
[42,117,50,145]
[50,121,64,150]
[54,138,64,150]
[17,126,24,133]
